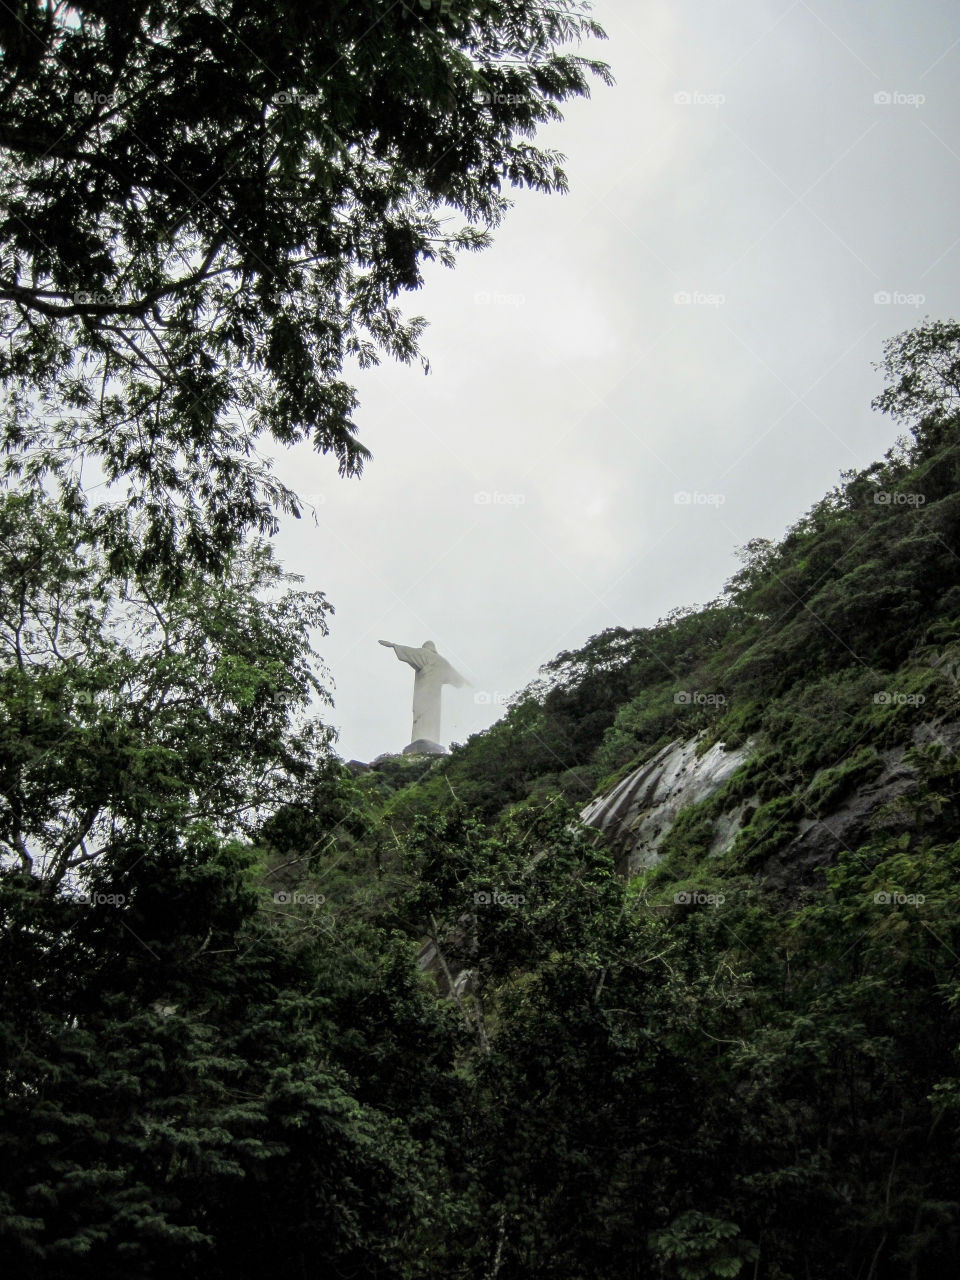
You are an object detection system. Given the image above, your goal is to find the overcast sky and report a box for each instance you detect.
[269,0,960,763]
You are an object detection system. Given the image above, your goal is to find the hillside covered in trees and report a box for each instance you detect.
[2,2,960,1278]
[5,319,960,1279]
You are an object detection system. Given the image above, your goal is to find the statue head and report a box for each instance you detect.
[422,640,437,651]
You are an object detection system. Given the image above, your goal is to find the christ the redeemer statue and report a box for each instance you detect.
[379,639,469,749]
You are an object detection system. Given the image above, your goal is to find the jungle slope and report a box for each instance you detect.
[320,322,960,1277]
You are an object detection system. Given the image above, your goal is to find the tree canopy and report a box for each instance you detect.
[0,0,610,576]
[0,489,332,889]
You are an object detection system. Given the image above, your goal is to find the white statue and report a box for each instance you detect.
[379,639,469,748]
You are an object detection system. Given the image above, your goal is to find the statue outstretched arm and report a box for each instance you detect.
[380,640,426,670]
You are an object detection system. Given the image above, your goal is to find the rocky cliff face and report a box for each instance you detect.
[580,735,752,875]
[580,721,960,886]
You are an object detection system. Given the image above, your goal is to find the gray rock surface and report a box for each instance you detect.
[759,720,960,892]
[580,720,960,889]
[580,734,752,874]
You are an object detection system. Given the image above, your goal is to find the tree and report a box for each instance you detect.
[0,826,473,1279]
[0,0,610,575]
[872,318,960,459]
[0,489,332,890]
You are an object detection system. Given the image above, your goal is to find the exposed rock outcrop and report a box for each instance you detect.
[580,735,752,875]
[581,721,960,885]
[759,719,960,891]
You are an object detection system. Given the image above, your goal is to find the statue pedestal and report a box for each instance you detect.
[402,739,448,757]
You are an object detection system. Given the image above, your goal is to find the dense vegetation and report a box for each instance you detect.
[309,321,960,1277]
[5,316,960,1277]
[2,3,960,1277]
